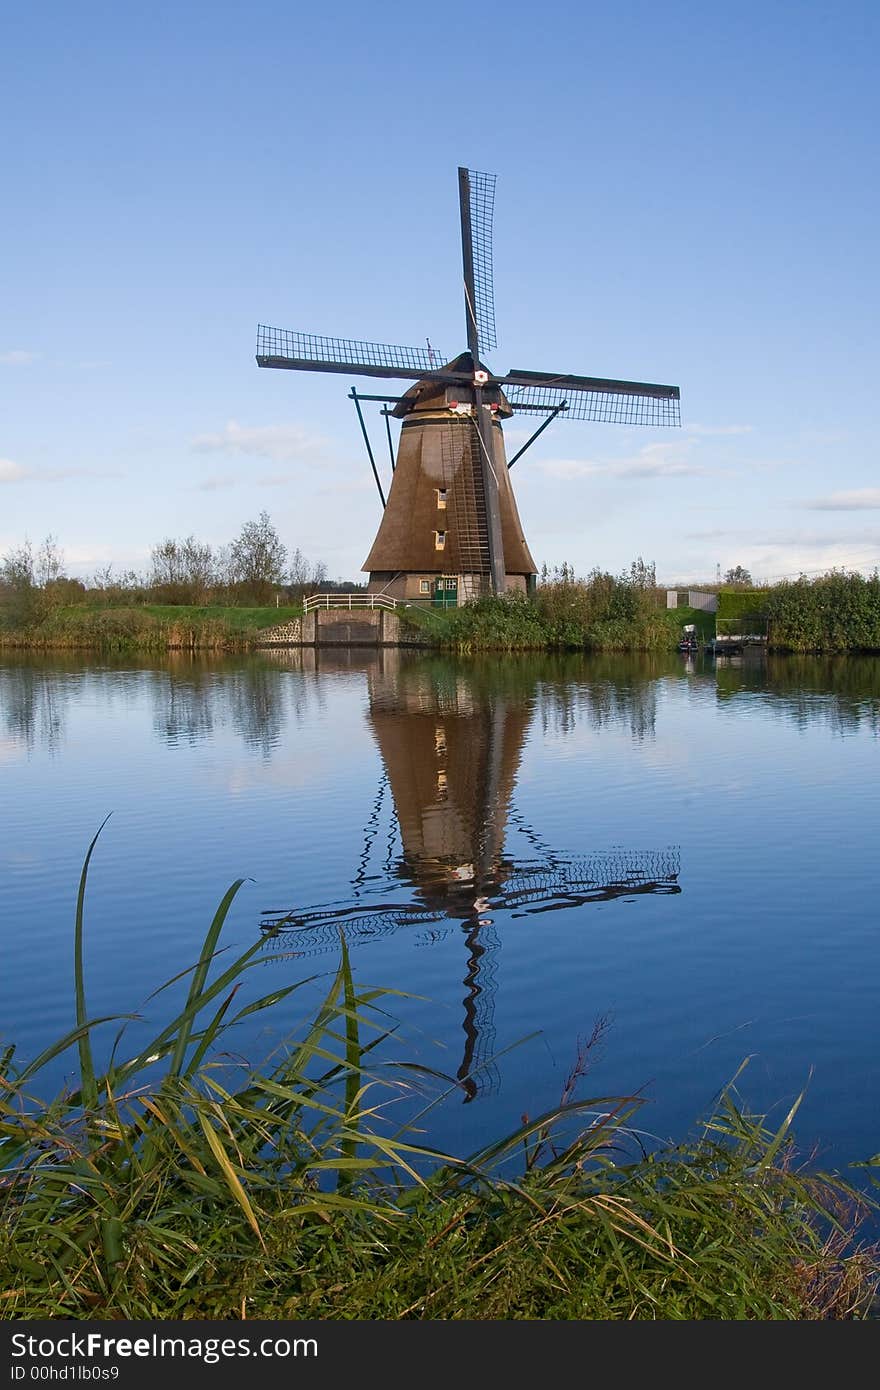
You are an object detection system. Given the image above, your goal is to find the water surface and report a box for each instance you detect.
[1,648,878,1175]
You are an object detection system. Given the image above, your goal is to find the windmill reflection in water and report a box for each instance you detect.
[261,659,681,1102]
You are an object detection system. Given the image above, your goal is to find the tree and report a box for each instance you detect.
[179,536,214,602]
[35,534,65,586]
[88,564,144,603]
[228,512,288,599]
[288,547,328,597]
[150,535,216,604]
[540,561,576,585]
[151,539,185,589]
[724,565,753,587]
[624,556,657,590]
[288,547,311,593]
[0,541,36,624]
[1,540,35,591]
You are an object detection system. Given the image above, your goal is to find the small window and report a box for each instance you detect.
[434,531,446,551]
[419,579,430,594]
[436,488,447,510]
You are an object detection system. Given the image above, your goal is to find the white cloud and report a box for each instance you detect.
[676,528,880,584]
[745,542,880,581]
[316,477,373,497]
[683,423,753,437]
[803,488,880,511]
[195,475,237,492]
[0,460,122,485]
[0,458,29,483]
[191,419,327,464]
[0,350,38,365]
[194,470,300,491]
[539,440,711,481]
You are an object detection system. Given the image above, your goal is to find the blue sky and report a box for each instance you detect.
[2,0,879,586]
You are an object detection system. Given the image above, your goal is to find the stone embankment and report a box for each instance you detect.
[255,610,430,648]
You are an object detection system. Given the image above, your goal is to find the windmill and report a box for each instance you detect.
[261,655,681,1101]
[256,168,681,605]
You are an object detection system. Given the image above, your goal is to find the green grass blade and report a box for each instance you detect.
[167,878,246,1079]
[74,815,112,1111]
[338,946,360,1192]
[181,986,240,1080]
[15,1015,135,1089]
[197,1108,264,1247]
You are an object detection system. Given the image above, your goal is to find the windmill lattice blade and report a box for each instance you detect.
[504,369,681,427]
[260,903,443,952]
[259,848,681,946]
[462,169,498,352]
[502,849,681,915]
[256,325,445,380]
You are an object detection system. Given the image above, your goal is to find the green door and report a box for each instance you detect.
[433,576,458,608]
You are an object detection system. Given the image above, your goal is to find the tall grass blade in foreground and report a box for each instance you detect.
[73,814,113,1112]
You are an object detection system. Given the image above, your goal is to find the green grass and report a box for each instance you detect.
[142,604,303,631]
[397,602,458,640]
[1,831,878,1320]
[0,603,304,652]
[402,591,683,654]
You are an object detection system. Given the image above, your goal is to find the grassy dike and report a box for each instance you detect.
[0,604,305,654]
[1,835,878,1321]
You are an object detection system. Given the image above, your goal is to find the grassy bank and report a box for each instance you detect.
[402,578,687,653]
[715,576,880,653]
[0,603,303,654]
[2,839,878,1320]
[766,573,880,652]
[4,570,880,657]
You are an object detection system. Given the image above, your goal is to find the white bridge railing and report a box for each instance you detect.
[303,593,397,613]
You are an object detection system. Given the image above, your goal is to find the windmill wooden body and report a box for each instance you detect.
[256,169,681,604]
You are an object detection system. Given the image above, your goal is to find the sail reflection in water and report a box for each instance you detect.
[261,656,681,1101]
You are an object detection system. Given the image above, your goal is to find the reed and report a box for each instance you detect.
[1,832,877,1320]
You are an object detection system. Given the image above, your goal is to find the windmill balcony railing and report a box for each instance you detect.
[303,592,398,613]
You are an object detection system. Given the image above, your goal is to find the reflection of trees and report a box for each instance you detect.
[0,660,69,754]
[226,666,283,757]
[714,655,880,737]
[534,653,671,742]
[151,666,215,746]
[150,651,327,755]
[157,663,288,759]
[0,649,332,758]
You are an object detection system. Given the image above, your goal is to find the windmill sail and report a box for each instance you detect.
[458,167,498,354]
[502,369,681,426]
[256,325,444,380]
